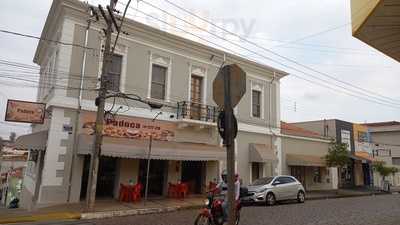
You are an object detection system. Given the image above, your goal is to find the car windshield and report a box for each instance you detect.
[250,177,274,186]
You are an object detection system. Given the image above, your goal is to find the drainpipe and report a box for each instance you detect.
[67,19,91,202]
[269,72,277,175]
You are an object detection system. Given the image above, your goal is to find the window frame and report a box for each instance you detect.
[150,64,168,100]
[188,64,207,104]
[250,80,265,119]
[147,52,172,101]
[97,43,128,92]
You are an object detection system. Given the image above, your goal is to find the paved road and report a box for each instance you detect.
[23,194,400,225]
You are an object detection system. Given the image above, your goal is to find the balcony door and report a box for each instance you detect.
[190,75,203,120]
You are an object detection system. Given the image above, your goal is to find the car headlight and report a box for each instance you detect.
[204,199,210,206]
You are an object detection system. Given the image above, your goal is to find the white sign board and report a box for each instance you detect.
[341,130,351,151]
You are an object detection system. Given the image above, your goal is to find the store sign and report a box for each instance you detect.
[81,112,175,141]
[341,129,351,151]
[5,99,45,124]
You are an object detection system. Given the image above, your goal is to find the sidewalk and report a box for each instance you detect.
[0,197,204,224]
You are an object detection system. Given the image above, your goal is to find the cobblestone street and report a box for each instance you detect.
[25,194,400,225]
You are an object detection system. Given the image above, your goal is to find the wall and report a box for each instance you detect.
[292,120,336,139]
[114,159,139,198]
[236,132,275,185]
[335,120,355,152]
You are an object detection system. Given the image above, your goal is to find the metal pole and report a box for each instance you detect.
[144,134,153,205]
[86,0,116,211]
[223,67,236,225]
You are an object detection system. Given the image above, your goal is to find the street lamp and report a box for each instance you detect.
[144,111,163,205]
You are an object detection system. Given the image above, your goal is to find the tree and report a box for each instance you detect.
[325,140,351,188]
[9,132,16,143]
[373,162,398,190]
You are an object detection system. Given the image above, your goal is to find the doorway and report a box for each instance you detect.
[181,161,205,194]
[291,166,306,189]
[139,160,166,196]
[80,156,117,199]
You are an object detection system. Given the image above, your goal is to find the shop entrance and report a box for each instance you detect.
[80,156,117,199]
[181,161,205,194]
[139,160,166,196]
[291,166,306,189]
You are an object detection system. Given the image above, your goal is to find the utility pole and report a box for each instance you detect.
[86,0,117,211]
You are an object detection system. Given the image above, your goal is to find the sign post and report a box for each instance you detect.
[213,64,246,225]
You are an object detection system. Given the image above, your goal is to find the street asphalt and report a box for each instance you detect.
[18,194,400,225]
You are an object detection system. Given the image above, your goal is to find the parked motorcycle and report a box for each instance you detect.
[194,191,241,225]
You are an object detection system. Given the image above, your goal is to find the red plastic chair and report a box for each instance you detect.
[131,183,143,202]
[119,184,129,202]
[168,183,178,198]
[177,183,188,199]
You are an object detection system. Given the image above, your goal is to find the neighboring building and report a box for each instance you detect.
[280,122,338,191]
[17,0,287,209]
[364,121,400,188]
[351,0,400,62]
[292,119,373,188]
[0,146,28,207]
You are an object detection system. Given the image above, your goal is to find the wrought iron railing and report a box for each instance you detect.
[177,101,218,123]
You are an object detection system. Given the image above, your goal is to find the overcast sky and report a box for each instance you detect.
[0,0,399,139]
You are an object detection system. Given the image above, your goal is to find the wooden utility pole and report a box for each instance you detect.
[86,0,116,211]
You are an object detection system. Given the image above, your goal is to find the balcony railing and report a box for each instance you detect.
[177,101,218,123]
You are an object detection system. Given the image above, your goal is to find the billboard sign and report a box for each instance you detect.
[5,100,45,124]
[81,112,176,141]
[341,129,351,151]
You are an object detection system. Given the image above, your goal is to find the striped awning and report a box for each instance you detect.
[15,130,48,151]
[286,154,326,167]
[77,134,225,161]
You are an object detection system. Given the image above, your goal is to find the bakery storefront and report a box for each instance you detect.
[77,112,224,199]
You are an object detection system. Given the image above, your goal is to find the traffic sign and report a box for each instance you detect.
[213,64,246,108]
[217,111,238,141]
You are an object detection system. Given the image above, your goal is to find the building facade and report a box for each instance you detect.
[280,122,338,191]
[18,0,287,209]
[365,122,400,188]
[293,119,373,188]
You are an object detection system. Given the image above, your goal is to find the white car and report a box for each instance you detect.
[243,175,306,206]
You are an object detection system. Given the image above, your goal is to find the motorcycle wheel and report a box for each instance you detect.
[194,214,211,225]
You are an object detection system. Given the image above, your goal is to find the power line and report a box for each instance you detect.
[0,29,99,51]
[150,0,400,106]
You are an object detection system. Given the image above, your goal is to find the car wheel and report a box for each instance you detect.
[297,191,305,203]
[266,193,276,206]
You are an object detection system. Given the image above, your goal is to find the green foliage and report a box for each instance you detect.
[373,162,397,178]
[325,140,350,167]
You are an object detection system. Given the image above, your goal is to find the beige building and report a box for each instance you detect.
[365,122,400,188]
[17,0,287,209]
[280,122,338,191]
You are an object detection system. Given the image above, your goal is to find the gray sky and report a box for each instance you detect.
[0,0,399,139]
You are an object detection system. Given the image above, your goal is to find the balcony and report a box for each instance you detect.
[176,101,218,126]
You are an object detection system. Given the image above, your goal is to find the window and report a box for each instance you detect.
[151,64,167,100]
[251,162,261,182]
[252,90,261,118]
[393,158,400,166]
[106,54,123,91]
[313,167,322,183]
[191,75,203,103]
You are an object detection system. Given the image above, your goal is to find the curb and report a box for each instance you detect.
[0,212,81,224]
[306,192,389,201]
[80,204,203,220]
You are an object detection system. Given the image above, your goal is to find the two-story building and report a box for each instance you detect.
[17,0,287,209]
[292,119,373,188]
[364,121,400,188]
